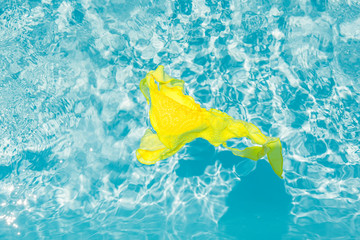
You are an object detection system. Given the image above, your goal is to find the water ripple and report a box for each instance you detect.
[1,0,360,239]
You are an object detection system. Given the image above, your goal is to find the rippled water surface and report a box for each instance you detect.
[1,0,360,239]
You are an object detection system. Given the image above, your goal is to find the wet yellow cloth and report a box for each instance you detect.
[136,65,283,178]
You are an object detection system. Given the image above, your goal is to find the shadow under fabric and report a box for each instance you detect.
[136,65,283,178]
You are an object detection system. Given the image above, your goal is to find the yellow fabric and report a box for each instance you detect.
[136,65,284,178]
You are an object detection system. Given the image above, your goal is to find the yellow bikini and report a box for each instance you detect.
[136,65,283,178]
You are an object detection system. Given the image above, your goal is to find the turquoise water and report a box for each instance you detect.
[1,0,360,239]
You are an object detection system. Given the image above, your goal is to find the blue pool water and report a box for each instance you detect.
[1,0,360,239]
